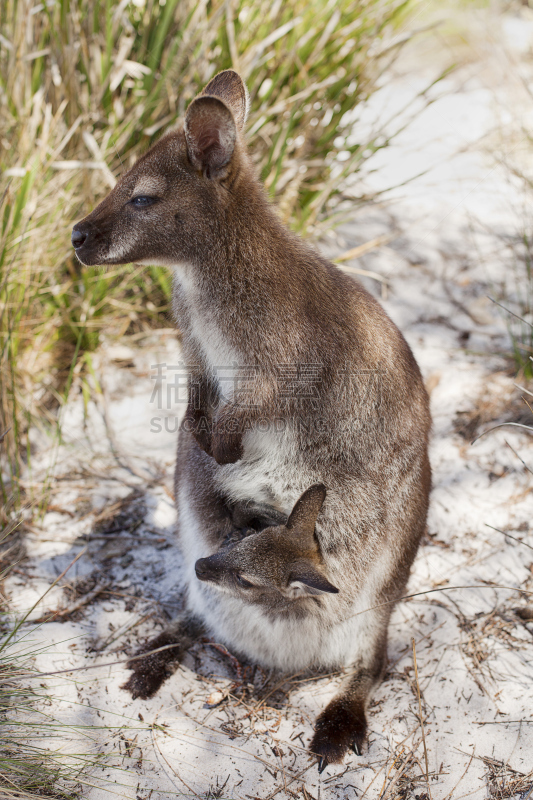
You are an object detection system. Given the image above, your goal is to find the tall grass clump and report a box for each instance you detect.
[0,529,78,799]
[1,0,440,491]
[505,247,533,378]
[0,665,80,799]
[493,184,533,379]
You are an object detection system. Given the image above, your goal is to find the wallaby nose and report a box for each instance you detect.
[195,558,210,581]
[71,228,87,249]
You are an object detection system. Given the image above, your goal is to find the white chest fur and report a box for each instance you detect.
[173,264,309,510]
[214,425,311,511]
[173,265,242,401]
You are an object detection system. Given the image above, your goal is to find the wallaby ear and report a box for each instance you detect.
[184,95,236,178]
[286,484,327,539]
[201,69,249,130]
[288,563,339,596]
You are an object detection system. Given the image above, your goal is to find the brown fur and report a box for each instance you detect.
[122,613,204,700]
[73,69,432,770]
[195,485,339,604]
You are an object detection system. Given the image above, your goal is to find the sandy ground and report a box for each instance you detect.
[5,8,533,800]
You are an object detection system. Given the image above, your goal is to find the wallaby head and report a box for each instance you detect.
[195,484,339,601]
[71,70,253,268]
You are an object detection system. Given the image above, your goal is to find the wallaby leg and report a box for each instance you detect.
[122,613,204,700]
[309,640,387,772]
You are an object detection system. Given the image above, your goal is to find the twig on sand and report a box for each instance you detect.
[2,547,87,649]
[441,748,475,800]
[471,421,533,444]
[33,582,109,623]
[100,377,158,484]
[485,523,533,552]
[150,710,202,798]
[504,438,533,477]
[378,745,418,800]
[412,638,432,800]
[261,763,316,800]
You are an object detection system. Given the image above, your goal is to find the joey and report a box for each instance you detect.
[195,484,338,604]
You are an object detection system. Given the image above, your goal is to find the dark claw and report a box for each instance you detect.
[318,756,328,774]
[351,741,362,756]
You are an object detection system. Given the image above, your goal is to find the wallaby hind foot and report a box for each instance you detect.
[122,613,204,700]
[310,652,386,772]
[311,692,368,772]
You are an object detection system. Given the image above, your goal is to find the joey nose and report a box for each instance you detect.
[71,228,87,249]
[195,558,210,581]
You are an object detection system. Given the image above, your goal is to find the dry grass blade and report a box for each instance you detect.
[334,234,395,262]
[412,638,432,800]
[485,524,533,552]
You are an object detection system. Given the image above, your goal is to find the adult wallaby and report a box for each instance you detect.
[72,69,431,770]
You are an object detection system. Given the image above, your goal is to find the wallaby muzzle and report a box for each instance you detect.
[195,556,221,583]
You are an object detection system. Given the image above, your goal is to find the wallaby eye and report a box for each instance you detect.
[130,196,156,207]
[235,574,254,589]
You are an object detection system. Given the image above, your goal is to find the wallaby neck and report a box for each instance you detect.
[172,191,330,367]
[181,192,304,292]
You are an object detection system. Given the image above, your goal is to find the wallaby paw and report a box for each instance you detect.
[122,665,167,700]
[121,635,182,700]
[211,432,243,464]
[184,408,213,457]
[310,705,366,772]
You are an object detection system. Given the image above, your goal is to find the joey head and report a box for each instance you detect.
[195,484,338,603]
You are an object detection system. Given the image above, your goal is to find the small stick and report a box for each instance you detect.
[205,640,244,686]
[485,524,533,553]
[471,421,533,444]
[0,427,11,443]
[33,582,109,623]
[412,638,432,800]
[1,547,88,650]
[334,234,394,263]
[380,746,417,800]
[504,438,533,477]
[520,784,533,800]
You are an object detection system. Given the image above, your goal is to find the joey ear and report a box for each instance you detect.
[286,484,327,539]
[201,69,249,130]
[184,96,236,178]
[288,564,339,596]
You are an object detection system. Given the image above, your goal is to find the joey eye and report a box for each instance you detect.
[130,196,156,207]
[235,574,254,589]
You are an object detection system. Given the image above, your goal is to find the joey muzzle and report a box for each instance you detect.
[195,556,219,582]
